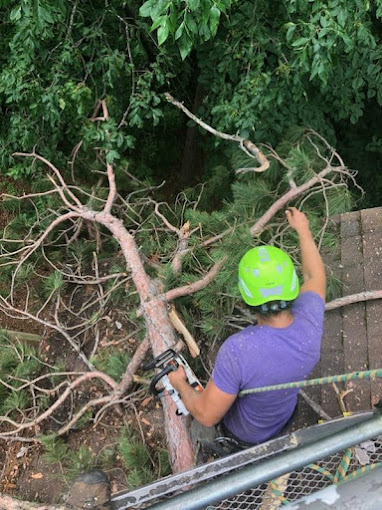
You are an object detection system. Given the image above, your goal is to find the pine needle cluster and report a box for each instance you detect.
[92,347,131,381]
[40,435,95,484]
[118,428,171,488]
[0,334,42,416]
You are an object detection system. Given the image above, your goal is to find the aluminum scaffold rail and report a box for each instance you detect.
[146,412,382,510]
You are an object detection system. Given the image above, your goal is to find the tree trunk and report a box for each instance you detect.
[143,298,194,471]
[179,82,205,187]
[95,212,195,473]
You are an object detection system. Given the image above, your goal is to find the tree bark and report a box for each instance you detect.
[325,290,382,311]
[88,211,194,473]
[179,83,205,187]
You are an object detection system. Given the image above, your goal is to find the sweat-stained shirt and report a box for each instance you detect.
[212,291,325,444]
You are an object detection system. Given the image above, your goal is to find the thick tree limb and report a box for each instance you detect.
[325,290,382,311]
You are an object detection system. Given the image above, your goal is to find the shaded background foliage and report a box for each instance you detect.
[0,0,381,200]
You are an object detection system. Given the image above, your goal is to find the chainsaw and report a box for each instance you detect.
[143,349,203,416]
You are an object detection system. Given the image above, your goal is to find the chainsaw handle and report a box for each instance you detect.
[150,363,178,395]
[143,349,176,371]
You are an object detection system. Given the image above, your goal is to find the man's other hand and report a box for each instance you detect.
[286,207,309,233]
[168,365,187,391]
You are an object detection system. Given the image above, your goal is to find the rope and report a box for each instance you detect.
[239,368,382,396]
[339,462,382,483]
[333,448,353,483]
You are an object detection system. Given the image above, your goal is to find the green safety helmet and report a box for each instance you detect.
[238,245,299,306]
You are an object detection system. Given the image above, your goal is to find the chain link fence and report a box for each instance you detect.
[111,412,382,510]
[206,439,382,509]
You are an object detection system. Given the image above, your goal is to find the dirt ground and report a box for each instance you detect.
[0,174,170,505]
[0,267,165,505]
[0,312,166,504]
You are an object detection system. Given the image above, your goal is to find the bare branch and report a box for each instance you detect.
[113,337,150,397]
[163,257,227,302]
[0,371,116,437]
[104,163,117,213]
[325,290,382,311]
[250,164,342,236]
[166,93,270,174]
[10,211,80,299]
[0,295,93,370]
[13,152,83,209]
[91,99,109,122]
[2,189,60,201]
[57,394,112,435]
[154,202,180,234]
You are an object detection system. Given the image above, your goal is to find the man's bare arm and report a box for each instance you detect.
[168,367,236,427]
[286,207,326,300]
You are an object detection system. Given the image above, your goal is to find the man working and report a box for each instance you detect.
[168,207,326,447]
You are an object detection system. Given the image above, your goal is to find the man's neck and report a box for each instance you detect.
[256,310,294,328]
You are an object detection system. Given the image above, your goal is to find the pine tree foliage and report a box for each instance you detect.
[41,270,66,298]
[0,335,42,415]
[92,347,131,381]
[40,435,96,482]
[159,130,358,342]
[127,466,156,489]
[119,432,152,471]
[40,435,70,465]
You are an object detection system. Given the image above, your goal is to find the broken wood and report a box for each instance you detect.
[168,304,200,357]
[325,290,382,311]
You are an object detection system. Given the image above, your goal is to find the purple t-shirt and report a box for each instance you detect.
[212,291,325,444]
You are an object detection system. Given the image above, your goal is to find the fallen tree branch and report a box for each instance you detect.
[12,151,195,474]
[250,164,343,236]
[112,337,151,397]
[0,371,116,437]
[162,257,227,302]
[153,202,191,273]
[0,296,94,370]
[13,152,83,209]
[325,290,382,311]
